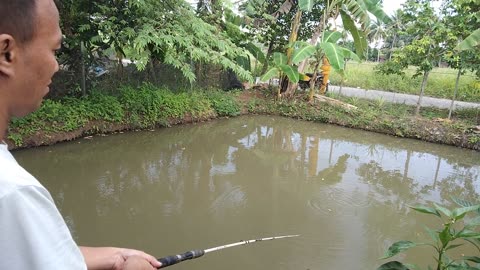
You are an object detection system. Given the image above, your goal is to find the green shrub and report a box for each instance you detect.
[206,90,241,117]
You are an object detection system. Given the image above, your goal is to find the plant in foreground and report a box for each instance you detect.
[378,199,480,270]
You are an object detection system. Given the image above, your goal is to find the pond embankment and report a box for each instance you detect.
[6,85,480,151]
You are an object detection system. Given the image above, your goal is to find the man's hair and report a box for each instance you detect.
[0,0,37,43]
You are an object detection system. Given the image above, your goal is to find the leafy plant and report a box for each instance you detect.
[377,201,480,270]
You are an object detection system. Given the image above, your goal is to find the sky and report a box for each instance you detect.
[383,0,406,15]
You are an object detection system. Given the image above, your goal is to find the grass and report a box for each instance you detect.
[6,85,480,150]
[329,62,480,103]
[7,85,240,147]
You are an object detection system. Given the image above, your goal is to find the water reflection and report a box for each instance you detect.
[14,115,480,270]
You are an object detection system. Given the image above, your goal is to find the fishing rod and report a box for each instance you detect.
[156,234,299,268]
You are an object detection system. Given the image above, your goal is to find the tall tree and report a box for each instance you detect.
[442,0,480,119]
[57,0,253,90]
[378,0,450,116]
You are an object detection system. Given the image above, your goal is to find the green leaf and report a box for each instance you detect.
[382,241,417,259]
[445,243,464,251]
[292,45,316,64]
[457,230,480,239]
[298,0,314,12]
[299,73,310,81]
[236,56,251,72]
[377,261,410,270]
[410,205,441,217]
[424,226,439,242]
[364,0,392,24]
[274,52,288,66]
[456,29,480,51]
[439,227,452,246]
[278,65,299,83]
[464,256,480,263]
[341,48,361,62]
[245,42,266,64]
[340,10,368,59]
[323,31,342,43]
[260,67,279,82]
[434,203,453,218]
[320,42,345,70]
[452,205,480,219]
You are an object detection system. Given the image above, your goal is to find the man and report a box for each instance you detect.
[0,0,162,269]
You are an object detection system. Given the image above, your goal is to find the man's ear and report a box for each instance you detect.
[0,34,18,77]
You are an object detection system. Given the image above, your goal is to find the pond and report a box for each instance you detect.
[14,115,480,270]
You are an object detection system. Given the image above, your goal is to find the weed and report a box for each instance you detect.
[378,200,480,270]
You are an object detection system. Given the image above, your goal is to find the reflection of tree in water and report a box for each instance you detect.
[436,167,479,203]
[356,159,480,209]
[356,160,422,209]
[17,116,480,246]
[317,154,350,183]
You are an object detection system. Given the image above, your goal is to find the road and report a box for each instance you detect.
[329,85,480,110]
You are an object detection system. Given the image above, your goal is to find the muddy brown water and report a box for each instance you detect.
[13,115,480,270]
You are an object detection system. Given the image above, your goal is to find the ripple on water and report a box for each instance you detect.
[209,185,247,214]
[96,174,115,198]
[307,187,371,214]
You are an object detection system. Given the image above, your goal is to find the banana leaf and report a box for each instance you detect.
[274,52,288,66]
[299,0,315,12]
[279,64,299,83]
[292,44,316,64]
[245,42,266,64]
[319,42,345,70]
[340,9,368,59]
[323,31,342,43]
[261,67,279,82]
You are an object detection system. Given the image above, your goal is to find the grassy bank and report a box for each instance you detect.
[6,84,480,150]
[7,84,241,147]
[329,62,480,103]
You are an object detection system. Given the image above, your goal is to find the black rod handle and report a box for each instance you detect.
[157,249,205,268]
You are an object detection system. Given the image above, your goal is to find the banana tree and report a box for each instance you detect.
[258,0,390,97]
[260,42,316,97]
[306,30,360,101]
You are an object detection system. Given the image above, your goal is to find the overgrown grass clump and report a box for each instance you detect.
[329,62,480,103]
[7,84,240,146]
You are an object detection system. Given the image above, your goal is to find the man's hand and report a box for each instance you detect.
[80,246,162,270]
[123,255,159,270]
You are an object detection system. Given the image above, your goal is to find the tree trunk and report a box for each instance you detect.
[149,59,158,84]
[377,46,381,62]
[261,39,275,75]
[298,20,324,73]
[308,61,321,102]
[282,10,302,97]
[339,60,347,95]
[389,34,397,60]
[415,70,430,116]
[313,94,358,111]
[448,69,461,119]
[80,42,86,96]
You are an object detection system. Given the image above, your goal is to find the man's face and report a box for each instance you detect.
[10,0,62,117]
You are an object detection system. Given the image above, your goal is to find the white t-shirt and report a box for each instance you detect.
[0,143,87,269]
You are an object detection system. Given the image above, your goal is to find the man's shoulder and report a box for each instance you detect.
[0,149,43,199]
